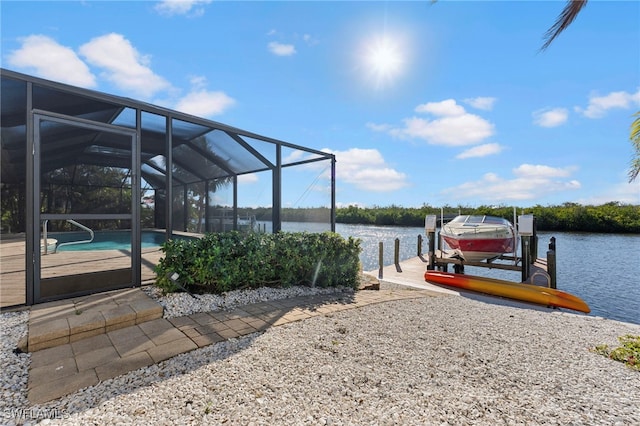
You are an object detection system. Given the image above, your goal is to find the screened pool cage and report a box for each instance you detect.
[0,69,336,307]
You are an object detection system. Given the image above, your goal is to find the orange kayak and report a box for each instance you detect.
[424,271,590,313]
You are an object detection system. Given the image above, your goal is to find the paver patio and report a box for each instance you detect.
[25,284,444,405]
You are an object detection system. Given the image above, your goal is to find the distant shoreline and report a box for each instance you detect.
[253,202,640,233]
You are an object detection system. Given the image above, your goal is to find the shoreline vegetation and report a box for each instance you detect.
[239,202,640,234]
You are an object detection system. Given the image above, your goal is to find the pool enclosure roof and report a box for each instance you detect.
[1,68,336,195]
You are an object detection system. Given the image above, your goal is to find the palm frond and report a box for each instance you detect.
[629,111,640,182]
[541,0,588,51]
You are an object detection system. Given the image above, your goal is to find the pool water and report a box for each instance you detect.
[54,231,169,251]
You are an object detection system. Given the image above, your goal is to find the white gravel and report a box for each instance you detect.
[140,285,356,319]
[2,288,639,425]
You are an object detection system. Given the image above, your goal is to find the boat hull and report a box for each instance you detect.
[424,271,590,313]
[441,215,516,262]
[441,236,515,262]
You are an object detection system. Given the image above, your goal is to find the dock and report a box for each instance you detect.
[366,256,556,312]
[426,249,553,287]
[366,213,562,311]
[419,213,557,288]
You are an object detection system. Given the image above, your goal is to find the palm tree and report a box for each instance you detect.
[630,112,640,182]
[540,0,588,51]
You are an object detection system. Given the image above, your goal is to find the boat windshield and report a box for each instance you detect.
[450,215,511,226]
[466,216,486,224]
[483,216,510,225]
[448,216,470,224]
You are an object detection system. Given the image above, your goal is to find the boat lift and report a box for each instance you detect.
[423,213,556,289]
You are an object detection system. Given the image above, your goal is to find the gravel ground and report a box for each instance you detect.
[1,289,639,425]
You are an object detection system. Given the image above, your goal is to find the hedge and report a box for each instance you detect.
[154,231,362,294]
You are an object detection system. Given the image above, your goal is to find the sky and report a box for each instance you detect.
[1,0,639,209]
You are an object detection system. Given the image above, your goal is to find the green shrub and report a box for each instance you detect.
[154,231,362,294]
[593,335,640,371]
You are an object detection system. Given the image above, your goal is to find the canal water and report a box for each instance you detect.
[281,222,640,325]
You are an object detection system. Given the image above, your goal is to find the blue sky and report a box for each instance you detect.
[2,0,639,209]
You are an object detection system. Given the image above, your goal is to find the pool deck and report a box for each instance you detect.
[0,243,163,308]
[1,230,201,308]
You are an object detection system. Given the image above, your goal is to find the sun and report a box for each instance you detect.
[363,35,405,89]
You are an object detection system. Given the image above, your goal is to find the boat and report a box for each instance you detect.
[441,215,516,262]
[424,271,590,313]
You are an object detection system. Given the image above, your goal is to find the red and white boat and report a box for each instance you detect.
[441,215,517,262]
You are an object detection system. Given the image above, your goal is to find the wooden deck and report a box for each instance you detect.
[0,238,163,308]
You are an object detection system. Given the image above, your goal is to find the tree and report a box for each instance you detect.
[629,112,640,182]
[540,0,588,51]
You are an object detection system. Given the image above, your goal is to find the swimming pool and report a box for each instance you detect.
[52,231,176,251]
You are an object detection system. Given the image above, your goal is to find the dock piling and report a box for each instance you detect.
[424,215,438,271]
[521,235,531,282]
[394,238,402,272]
[378,242,384,279]
[547,237,557,289]
[530,217,538,265]
[426,230,436,271]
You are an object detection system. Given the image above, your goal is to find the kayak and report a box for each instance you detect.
[424,271,590,313]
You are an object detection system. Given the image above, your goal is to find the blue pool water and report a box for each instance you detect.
[54,231,169,251]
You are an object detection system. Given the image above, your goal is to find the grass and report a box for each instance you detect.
[592,335,640,371]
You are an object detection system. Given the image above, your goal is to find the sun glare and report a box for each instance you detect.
[364,35,405,89]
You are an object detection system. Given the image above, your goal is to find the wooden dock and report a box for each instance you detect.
[366,256,556,312]
[373,222,558,292]
[427,249,552,286]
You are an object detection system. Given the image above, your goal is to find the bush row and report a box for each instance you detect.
[334,202,640,233]
[154,231,362,294]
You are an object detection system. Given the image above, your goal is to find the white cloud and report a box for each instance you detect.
[513,164,575,178]
[7,35,96,87]
[303,34,318,45]
[532,107,569,128]
[172,75,235,117]
[238,173,259,184]
[366,122,392,132]
[441,164,581,202]
[174,90,235,117]
[464,97,497,111]
[188,75,208,90]
[387,99,495,146]
[415,99,465,116]
[456,143,503,159]
[79,33,170,98]
[282,150,306,164]
[578,180,640,205]
[578,89,640,118]
[392,115,494,146]
[322,148,409,192]
[268,42,296,56]
[154,0,212,17]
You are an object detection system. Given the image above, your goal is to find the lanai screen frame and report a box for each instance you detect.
[0,68,336,306]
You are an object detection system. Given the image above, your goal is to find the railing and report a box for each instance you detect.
[42,219,95,254]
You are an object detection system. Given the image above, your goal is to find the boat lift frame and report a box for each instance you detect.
[423,214,557,289]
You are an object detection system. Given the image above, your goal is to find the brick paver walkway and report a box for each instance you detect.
[27,287,443,404]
